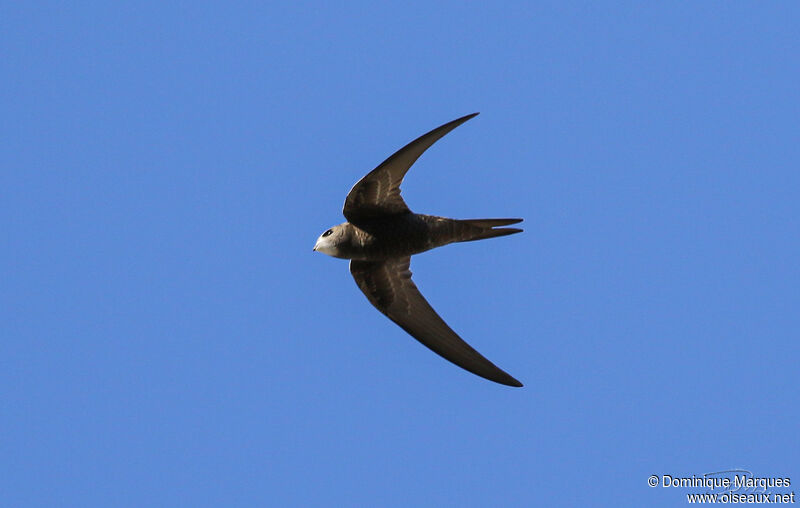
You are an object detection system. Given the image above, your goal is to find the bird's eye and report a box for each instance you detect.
[322,229,333,237]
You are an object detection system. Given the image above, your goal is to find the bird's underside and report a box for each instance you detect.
[337,213,522,261]
[314,112,524,387]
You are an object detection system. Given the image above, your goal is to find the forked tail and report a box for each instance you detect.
[456,218,523,242]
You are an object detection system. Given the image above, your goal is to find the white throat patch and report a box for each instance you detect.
[313,238,340,257]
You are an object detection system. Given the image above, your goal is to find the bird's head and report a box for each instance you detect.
[313,223,350,258]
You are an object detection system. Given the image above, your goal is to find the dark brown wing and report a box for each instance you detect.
[349,257,522,387]
[343,113,479,226]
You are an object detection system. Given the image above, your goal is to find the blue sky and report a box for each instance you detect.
[2,2,798,506]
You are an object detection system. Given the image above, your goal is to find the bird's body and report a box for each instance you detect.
[314,113,524,387]
[316,214,522,261]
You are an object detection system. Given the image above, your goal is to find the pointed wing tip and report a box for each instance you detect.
[479,365,523,387]
[443,112,479,131]
[497,375,524,388]
[452,112,479,124]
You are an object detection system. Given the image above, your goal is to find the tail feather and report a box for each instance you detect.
[456,218,524,242]
[460,218,523,228]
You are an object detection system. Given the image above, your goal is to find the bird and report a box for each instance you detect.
[313,113,523,387]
